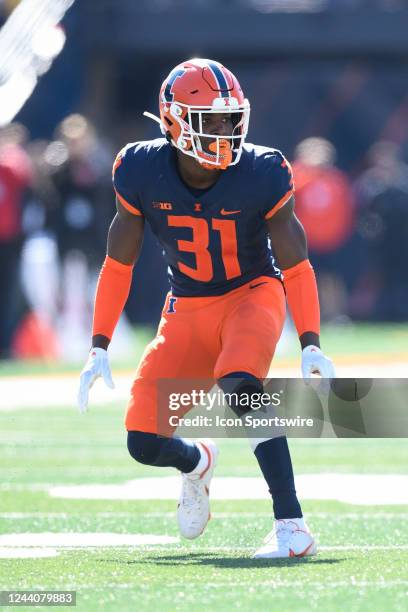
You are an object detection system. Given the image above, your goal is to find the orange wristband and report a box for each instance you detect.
[282,259,320,337]
[92,255,133,340]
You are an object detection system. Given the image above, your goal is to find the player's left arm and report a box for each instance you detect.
[267,196,336,379]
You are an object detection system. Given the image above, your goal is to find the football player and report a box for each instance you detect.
[78,59,335,558]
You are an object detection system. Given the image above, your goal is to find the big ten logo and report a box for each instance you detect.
[153,202,173,211]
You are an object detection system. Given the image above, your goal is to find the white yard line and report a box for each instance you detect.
[0,547,59,558]
[48,474,408,505]
[2,474,407,505]
[0,533,179,547]
[0,532,178,559]
[0,374,132,410]
[1,364,408,410]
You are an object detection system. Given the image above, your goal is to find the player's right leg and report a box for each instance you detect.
[125,293,220,539]
[127,431,218,538]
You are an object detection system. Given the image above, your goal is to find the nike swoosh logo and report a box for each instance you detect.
[249,281,268,289]
[220,208,241,215]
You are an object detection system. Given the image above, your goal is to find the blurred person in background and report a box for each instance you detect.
[45,114,117,360]
[11,138,62,360]
[0,122,33,358]
[292,137,355,321]
[353,140,408,321]
[49,113,113,268]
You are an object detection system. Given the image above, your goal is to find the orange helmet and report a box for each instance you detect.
[144,58,250,170]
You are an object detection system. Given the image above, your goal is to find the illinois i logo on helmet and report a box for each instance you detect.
[144,58,250,171]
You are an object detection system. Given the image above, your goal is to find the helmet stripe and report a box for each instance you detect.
[164,68,186,102]
[207,61,230,98]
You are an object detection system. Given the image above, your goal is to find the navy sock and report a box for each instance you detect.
[218,372,303,519]
[127,431,200,473]
[254,437,302,519]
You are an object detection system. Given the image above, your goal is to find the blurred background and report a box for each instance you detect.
[1,0,408,366]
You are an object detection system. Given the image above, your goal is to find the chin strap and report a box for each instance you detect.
[143,111,162,126]
[143,111,166,135]
[199,139,233,171]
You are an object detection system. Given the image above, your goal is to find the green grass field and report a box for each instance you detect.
[1,399,407,611]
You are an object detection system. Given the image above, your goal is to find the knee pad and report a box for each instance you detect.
[127,430,166,465]
[218,371,264,417]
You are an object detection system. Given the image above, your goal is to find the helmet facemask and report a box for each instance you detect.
[162,98,250,170]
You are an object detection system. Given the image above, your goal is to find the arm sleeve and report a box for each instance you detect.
[112,146,144,216]
[283,259,320,337]
[92,256,133,341]
[263,152,295,220]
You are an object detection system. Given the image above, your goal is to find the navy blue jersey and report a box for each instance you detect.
[112,138,294,297]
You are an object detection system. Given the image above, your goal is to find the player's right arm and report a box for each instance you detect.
[92,199,144,350]
[78,198,144,413]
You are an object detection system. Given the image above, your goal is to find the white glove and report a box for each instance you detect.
[301,345,336,382]
[77,347,114,414]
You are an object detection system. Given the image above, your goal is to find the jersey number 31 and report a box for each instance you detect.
[168,215,241,282]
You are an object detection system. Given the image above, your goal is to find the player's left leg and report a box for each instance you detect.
[214,276,316,558]
[126,292,221,539]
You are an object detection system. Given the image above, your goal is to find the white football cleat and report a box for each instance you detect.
[253,518,317,559]
[177,439,218,540]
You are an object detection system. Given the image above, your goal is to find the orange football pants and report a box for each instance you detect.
[125,276,286,433]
